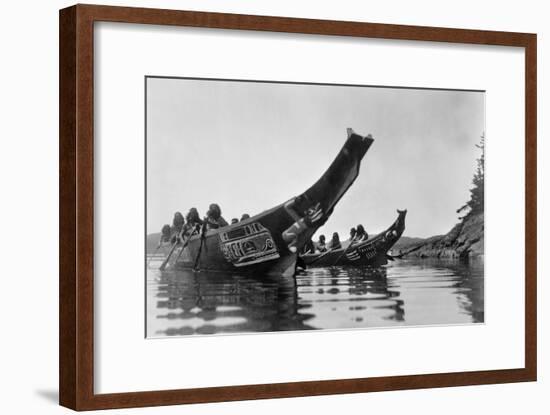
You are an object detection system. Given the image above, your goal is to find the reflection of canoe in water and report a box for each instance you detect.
[163,129,374,277]
[152,270,315,336]
[301,210,407,267]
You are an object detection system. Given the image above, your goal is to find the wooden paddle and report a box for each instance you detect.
[159,239,179,271]
[307,235,356,266]
[193,221,208,271]
[306,247,335,266]
[332,238,359,266]
[172,226,199,264]
[391,242,427,259]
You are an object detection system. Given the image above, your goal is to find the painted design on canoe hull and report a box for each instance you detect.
[219,222,280,267]
[301,210,407,268]
[163,129,374,277]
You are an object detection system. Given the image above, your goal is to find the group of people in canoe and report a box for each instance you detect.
[302,224,369,255]
[159,204,250,246]
[150,130,407,273]
[159,203,371,258]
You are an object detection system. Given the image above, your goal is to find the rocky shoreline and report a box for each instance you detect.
[394,212,484,260]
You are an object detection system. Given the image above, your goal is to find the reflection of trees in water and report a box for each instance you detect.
[444,261,484,323]
[154,270,314,336]
[398,259,484,324]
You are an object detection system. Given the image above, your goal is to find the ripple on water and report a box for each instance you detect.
[146,258,484,337]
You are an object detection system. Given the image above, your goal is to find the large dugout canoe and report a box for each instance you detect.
[162,129,374,277]
[301,210,407,268]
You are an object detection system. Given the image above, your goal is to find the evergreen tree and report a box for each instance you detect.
[457,134,485,218]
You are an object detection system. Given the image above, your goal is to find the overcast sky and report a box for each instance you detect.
[146,77,484,238]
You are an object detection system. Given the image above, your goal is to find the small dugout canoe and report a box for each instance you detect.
[301,209,407,268]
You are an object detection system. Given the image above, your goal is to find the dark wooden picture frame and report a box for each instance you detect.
[59,4,537,411]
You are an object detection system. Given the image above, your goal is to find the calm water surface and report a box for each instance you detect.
[146,258,484,337]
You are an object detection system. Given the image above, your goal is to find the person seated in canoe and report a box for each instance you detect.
[355,224,369,242]
[316,234,327,252]
[329,232,342,250]
[302,238,316,255]
[240,213,250,221]
[158,224,171,247]
[343,227,357,248]
[182,207,203,237]
[171,211,185,243]
[205,203,229,230]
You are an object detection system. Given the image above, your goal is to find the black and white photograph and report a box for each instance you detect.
[145,77,485,337]
[1,0,543,413]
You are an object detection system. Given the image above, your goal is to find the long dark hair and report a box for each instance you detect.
[330,232,341,249]
[208,203,221,220]
[186,207,201,223]
[161,224,171,240]
[173,212,185,228]
[356,224,368,240]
